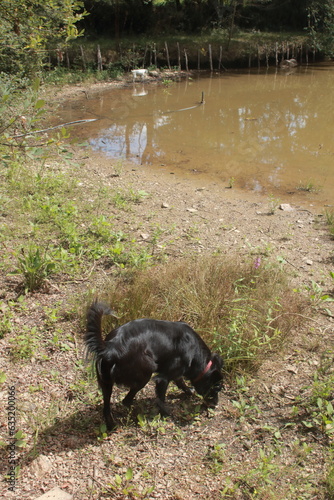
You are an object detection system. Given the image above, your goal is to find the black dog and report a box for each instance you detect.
[85,301,223,429]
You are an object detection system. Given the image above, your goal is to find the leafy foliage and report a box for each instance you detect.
[0,0,87,75]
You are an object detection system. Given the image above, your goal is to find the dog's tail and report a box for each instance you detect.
[85,301,118,360]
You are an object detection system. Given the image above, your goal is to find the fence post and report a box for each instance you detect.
[80,45,86,71]
[177,42,181,70]
[165,41,171,70]
[184,49,189,72]
[208,44,213,72]
[97,45,103,71]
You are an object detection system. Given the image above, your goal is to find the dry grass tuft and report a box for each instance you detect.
[101,255,309,372]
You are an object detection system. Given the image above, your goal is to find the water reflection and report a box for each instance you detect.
[57,63,334,205]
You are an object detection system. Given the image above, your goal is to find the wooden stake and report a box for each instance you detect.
[184,48,189,72]
[97,45,103,71]
[165,41,171,70]
[177,42,181,70]
[143,43,148,68]
[66,50,70,69]
[218,46,222,71]
[209,44,213,72]
[80,45,86,71]
[154,43,157,67]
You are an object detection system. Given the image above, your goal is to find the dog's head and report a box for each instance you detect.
[193,353,223,406]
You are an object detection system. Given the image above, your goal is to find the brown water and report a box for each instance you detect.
[56,62,334,207]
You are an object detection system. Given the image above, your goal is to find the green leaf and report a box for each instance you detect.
[125,468,133,481]
[32,78,41,92]
[34,99,45,110]
[114,475,122,486]
[302,421,313,428]
[327,402,334,415]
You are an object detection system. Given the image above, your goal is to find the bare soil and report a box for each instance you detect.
[1,78,334,500]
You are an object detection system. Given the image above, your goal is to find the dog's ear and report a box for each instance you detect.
[211,353,224,371]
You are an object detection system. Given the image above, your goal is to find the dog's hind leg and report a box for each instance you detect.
[100,380,115,430]
[97,363,116,430]
[154,376,171,416]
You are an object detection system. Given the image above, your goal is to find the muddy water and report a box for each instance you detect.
[56,63,334,207]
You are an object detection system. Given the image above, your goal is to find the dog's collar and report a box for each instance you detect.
[193,360,213,383]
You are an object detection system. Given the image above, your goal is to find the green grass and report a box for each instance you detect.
[0,146,155,292]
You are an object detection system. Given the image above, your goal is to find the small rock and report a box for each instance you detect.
[286,364,298,374]
[279,203,294,211]
[186,208,198,213]
[139,233,150,240]
[34,486,72,500]
[30,455,53,478]
[161,202,169,208]
[306,259,313,265]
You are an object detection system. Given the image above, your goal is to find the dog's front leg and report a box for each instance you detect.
[174,377,194,396]
[154,376,171,416]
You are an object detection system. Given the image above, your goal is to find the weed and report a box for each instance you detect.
[206,443,226,473]
[112,159,124,176]
[87,215,115,243]
[293,354,334,437]
[324,208,334,239]
[106,467,155,499]
[96,423,109,441]
[0,300,14,338]
[137,413,168,435]
[111,188,149,209]
[268,194,280,214]
[227,176,235,188]
[297,179,321,193]
[16,245,56,292]
[232,395,260,422]
[325,448,334,499]
[9,326,40,360]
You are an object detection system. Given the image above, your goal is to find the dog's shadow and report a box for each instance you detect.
[20,391,209,466]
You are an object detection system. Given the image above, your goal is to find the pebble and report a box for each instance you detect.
[34,487,72,500]
[30,455,53,478]
[279,203,294,211]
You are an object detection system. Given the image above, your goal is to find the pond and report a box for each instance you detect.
[55,62,334,208]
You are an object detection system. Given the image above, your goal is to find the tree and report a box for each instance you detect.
[306,1,334,54]
[0,0,87,76]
